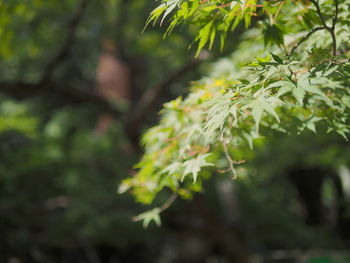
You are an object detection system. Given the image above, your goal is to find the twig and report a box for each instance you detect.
[288,27,326,56]
[132,193,178,222]
[220,135,237,179]
[329,29,337,56]
[332,0,339,30]
[310,0,328,28]
[272,0,285,24]
[159,192,178,213]
[330,0,339,56]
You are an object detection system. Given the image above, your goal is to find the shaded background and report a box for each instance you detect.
[0,0,350,262]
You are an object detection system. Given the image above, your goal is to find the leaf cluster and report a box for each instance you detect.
[122,0,350,226]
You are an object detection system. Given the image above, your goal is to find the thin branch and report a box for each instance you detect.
[330,0,339,55]
[41,0,89,83]
[332,0,339,30]
[310,0,329,28]
[131,193,178,222]
[0,82,45,99]
[310,0,338,56]
[272,0,285,24]
[220,136,237,180]
[329,29,337,56]
[288,27,326,56]
[159,192,178,213]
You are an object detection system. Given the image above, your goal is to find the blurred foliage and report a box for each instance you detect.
[0,102,162,259]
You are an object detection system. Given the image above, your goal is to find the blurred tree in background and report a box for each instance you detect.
[0,0,350,263]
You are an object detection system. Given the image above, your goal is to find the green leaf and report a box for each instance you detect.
[276,85,293,97]
[160,0,180,26]
[292,87,306,103]
[270,52,283,64]
[230,105,238,127]
[231,16,241,31]
[134,208,161,228]
[251,101,263,132]
[341,96,350,108]
[195,21,214,57]
[161,161,182,175]
[263,22,285,46]
[260,100,280,123]
[182,154,214,182]
[209,27,216,50]
[268,80,293,89]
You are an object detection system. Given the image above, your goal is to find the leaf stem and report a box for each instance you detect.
[159,192,178,213]
[220,136,237,179]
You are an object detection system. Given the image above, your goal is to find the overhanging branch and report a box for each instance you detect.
[0,81,123,119]
[0,57,205,147]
